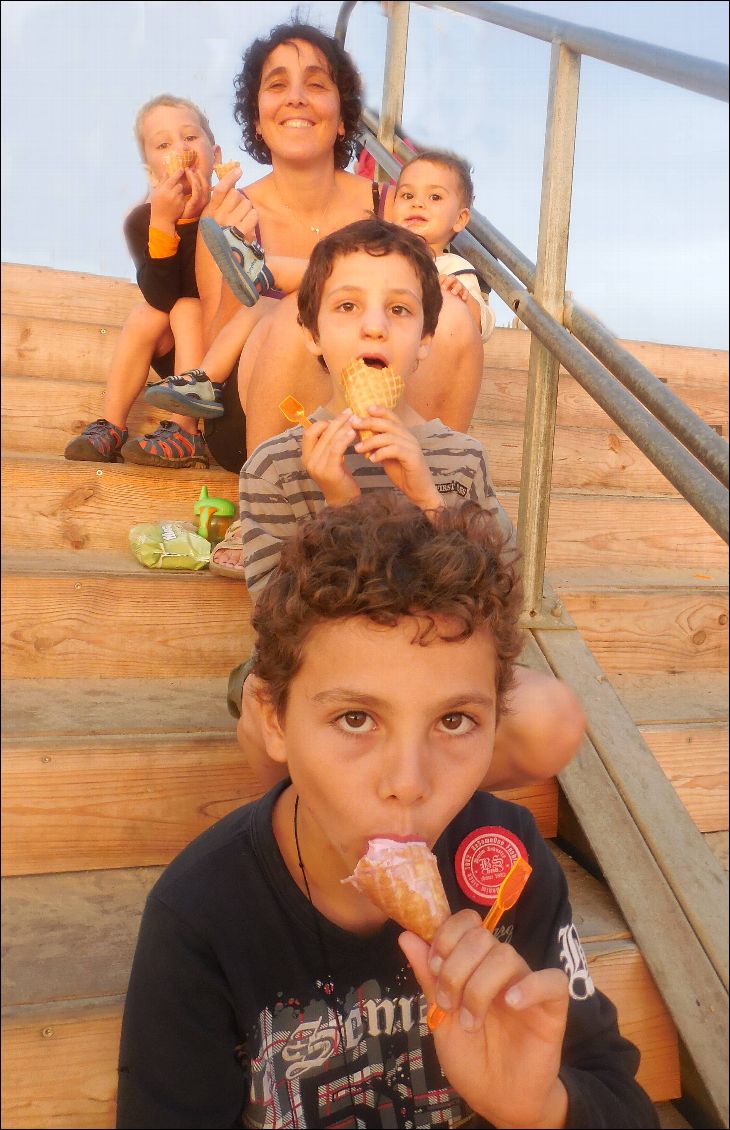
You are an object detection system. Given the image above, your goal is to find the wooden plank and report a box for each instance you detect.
[3,869,160,1006]
[610,671,729,726]
[2,571,255,679]
[2,455,725,568]
[642,726,729,834]
[1,1000,122,1130]
[0,737,558,875]
[706,830,728,871]
[555,587,729,674]
[1,375,167,458]
[583,945,680,1103]
[1,676,235,738]
[524,632,729,1122]
[1,457,239,553]
[3,373,690,496]
[1,264,140,327]
[475,366,729,435]
[1,315,126,385]
[1,735,264,874]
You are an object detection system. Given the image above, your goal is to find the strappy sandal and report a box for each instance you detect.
[209,519,245,579]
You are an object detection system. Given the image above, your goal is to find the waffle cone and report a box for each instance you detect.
[214,160,239,180]
[344,839,450,942]
[339,358,405,441]
[163,150,197,176]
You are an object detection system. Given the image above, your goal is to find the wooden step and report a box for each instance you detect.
[0,847,680,1128]
[1,676,236,738]
[1,265,141,328]
[555,585,729,675]
[2,551,254,680]
[474,365,729,437]
[1,374,167,459]
[0,732,558,875]
[2,455,725,570]
[1,456,238,553]
[4,371,695,497]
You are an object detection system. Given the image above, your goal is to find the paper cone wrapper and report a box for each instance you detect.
[163,150,197,176]
[214,160,239,180]
[344,839,450,942]
[339,359,405,441]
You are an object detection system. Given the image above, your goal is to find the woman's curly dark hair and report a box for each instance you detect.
[253,493,523,720]
[234,22,363,169]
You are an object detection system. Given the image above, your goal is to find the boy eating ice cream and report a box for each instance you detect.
[117,493,657,1129]
[229,217,585,796]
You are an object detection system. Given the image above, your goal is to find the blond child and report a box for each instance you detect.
[64,95,221,468]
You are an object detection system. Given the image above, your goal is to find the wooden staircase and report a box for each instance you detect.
[2,263,727,1128]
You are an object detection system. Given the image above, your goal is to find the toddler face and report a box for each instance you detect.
[394,160,470,254]
[141,103,218,188]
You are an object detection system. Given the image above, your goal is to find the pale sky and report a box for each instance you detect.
[1,0,728,348]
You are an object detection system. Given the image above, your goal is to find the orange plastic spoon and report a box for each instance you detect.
[427,856,533,1032]
[279,395,312,429]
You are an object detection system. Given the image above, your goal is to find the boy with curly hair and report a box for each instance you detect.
[117,492,657,1129]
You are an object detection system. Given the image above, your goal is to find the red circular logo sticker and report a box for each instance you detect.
[455,826,528,906]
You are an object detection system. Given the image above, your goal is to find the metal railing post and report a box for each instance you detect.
[377,2,411,180]
[518,42,581,619]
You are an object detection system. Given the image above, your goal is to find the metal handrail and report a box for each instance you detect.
[360,108,730,493]
[338,0,729,101]
[358,121,729,543]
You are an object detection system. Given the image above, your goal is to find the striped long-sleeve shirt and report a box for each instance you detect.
[240,408,516,598]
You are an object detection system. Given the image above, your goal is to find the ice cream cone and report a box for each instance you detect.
[339,358,405,441]
[163,150,197,176]
[214,160,239,180]
[344,839,450,942]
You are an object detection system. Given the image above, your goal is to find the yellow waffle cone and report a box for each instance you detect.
[163,150,197,176]
[214,160,239,180]
[344,839,450,942]
[339,358,405,441]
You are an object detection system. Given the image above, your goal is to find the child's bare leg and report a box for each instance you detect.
[483,667,586,791]
[103,302,172,427]
[165,297,206,431]
[236,673,287,790]
[203,303,271,385]
[242,294,332,455]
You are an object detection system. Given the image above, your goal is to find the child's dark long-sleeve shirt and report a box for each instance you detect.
[123,203,199,314]
[116,785,659,1129]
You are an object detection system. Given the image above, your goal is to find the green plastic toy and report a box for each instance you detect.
[194,486,236,546]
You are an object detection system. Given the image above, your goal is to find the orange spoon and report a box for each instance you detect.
[279,395,312,429]
[427,856,533,1032]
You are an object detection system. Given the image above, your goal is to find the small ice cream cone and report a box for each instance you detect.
[163,150,197,176]
[214,160,239,180]
[339,358,405,441]
[344,839,450,942]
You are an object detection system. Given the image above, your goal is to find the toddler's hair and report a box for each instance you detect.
[397,149,475,209]
[253,492,523,720]
[298,217,443,343]
[134,94,215,159]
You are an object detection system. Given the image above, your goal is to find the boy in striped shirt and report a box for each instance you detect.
[233,217,585,794]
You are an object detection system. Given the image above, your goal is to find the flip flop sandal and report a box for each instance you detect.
[200,218,274,307]
[209,519,246,579]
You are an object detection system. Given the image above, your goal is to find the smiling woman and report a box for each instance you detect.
[146,20,485,478]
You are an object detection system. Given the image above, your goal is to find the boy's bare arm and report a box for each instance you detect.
[353,407,443,511]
